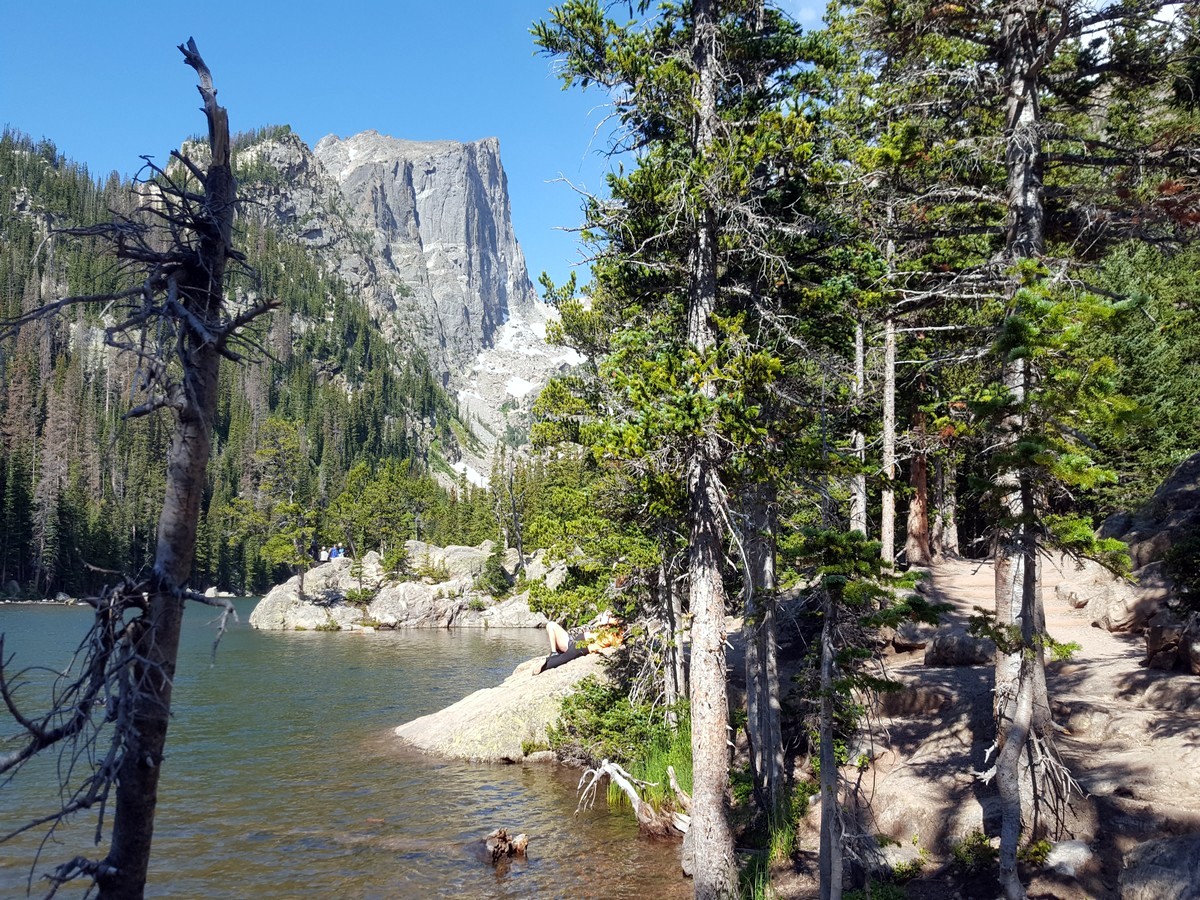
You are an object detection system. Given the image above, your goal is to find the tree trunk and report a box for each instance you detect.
[507,462,524,574]
[818,596,843,900]
[904,407,931,566]
[992,5,1061,894]
[880,317,896,568]
[685,3,738,895]
[687,456,738,900]
[744,484,783,815]
[96,40,234,899]
[931,451,959,558]
[661,550,681,726]
[849,319,868,536]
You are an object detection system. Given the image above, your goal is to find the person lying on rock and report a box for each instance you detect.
[536,611,623,674]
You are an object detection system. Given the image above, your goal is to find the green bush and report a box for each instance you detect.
[607,715,692,811]
[382,544,409,577]
[951,829,998,874]
[474,544,512,598]
[344,588,374,607]
[1018,838,1052,868]
[548,676,674,766]
[415,554,452,583]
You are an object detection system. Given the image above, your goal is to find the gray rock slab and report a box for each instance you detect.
[394,653,607,762]
[1119,833,1200,900]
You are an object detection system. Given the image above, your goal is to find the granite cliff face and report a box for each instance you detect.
[237,129,574,465]
[313,131,538,372]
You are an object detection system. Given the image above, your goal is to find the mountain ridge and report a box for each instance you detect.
[236,127,574,460]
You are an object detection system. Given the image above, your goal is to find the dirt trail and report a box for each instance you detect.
[901,556,1200,894]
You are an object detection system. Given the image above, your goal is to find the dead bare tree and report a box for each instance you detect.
[0,39,275,898]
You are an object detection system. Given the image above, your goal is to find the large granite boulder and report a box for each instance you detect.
[394,653,606,762]
[404,540,492,581]
[1101,452,1200,570]
[924,627,996,667]
[1119,833,1200,900]
[248,545,549,631]
[522,549,568,591]
[1052,557,1182,635]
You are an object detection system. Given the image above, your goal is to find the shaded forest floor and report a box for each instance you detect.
[761,555,1200,899]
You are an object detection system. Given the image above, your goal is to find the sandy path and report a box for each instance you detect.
[920,556,1200,845]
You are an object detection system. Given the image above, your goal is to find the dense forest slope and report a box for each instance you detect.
[0,128,534,597]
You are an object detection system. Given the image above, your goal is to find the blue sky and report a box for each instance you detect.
[1,1,823,291]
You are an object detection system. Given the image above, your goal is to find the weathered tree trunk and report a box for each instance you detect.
[686,457,738,899]
[818,596,843,900]
[931,451,959,558]
[992,6,1062,896]
[880,317,896,568]
[685,3,738,895]
[660,548,683,726]
[744,484,783,815]
[507,462,524,574]
[904,406,932,566]
[96,40,234,899]
[849,319,868,536]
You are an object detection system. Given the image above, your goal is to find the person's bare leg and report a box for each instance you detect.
[547,621,570,654]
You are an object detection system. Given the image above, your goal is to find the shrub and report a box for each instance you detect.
[382,544,409,577]
[951,830,998,874]
[474,544,512,598]
[1018,838,1052,868]
[415,554,452,583]
[344,588,374,607]
[548,676,674,766]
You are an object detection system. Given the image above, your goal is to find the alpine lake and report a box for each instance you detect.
[0,599,689,899]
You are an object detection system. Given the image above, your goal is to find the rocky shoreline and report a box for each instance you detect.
[248,540,561,632]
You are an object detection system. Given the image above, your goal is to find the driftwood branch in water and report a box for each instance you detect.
[576,759,688,837]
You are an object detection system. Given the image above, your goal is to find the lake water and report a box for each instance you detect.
[0,601,690,899]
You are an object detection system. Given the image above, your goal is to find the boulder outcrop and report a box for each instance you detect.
[1119,832,1200,900]
[1101,452,1200,570]
[394,652,607,763]
[247,545,548,632]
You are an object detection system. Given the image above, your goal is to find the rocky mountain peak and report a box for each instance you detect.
[236,128,581,472]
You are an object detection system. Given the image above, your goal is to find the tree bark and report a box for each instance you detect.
[744,484,783,815]
[880,317,896,568]
[96,40,234,899]
[931,451,959,558]
[685,3,738,896]
[818,597,843,900]
[849,319,868,536]
[904,406,932,566]
[991,6,1062,894]
[660,548,683,725]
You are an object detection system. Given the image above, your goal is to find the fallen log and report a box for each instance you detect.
[576,759,688,837]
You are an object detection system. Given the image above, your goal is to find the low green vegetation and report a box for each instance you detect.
[951,829,999,874]
[547,676,678,766]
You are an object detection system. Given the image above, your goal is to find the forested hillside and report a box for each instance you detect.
[0,128,496,597]
[528,2,1200,897]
